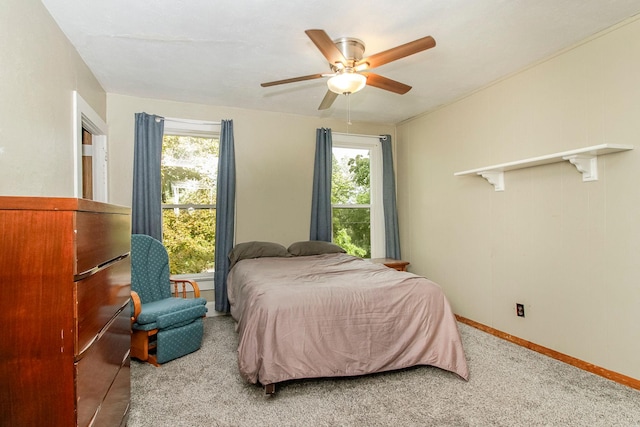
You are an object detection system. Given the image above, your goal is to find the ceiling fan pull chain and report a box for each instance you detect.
[347,93,352,125]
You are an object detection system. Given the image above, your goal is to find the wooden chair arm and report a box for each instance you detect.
[169,278,201,298]
[131,290,142,323]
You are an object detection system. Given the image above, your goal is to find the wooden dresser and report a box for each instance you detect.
[0,197,131,426]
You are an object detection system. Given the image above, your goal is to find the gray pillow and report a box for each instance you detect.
[287,240,346,256]
[228,241,289,268]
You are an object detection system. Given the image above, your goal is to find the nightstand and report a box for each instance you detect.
[370,258,410,272]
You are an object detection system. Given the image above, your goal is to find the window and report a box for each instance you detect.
[161,119,220,275]
[331,133,385,259]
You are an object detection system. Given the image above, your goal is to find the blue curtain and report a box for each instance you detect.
[310,128,332,241]
[214,120,236,313]
[381,135,401,259]
[132,112,164,241]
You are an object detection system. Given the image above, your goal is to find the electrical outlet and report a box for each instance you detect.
[516,303,525,317]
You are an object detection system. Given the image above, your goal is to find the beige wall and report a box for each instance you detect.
[0,0,106,197]
[107,94,394,246]
[397,17,640,380]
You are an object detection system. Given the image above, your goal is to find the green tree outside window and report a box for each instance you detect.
[331,148,371,258]
[161,135,218,274]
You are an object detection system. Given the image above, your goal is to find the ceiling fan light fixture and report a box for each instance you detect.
[327,72,367,94]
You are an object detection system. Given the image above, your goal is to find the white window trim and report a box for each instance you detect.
[332,133,385,259]
[171,271,214,281]
[163,117,221,137]
[73,91,108,202]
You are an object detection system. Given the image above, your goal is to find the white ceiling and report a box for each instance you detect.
[41,0,640,124]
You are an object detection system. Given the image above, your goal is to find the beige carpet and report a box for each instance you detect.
[128,316,640,426]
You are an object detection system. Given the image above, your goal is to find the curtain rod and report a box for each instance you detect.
[156,116,221,126]
[333,131,388,140]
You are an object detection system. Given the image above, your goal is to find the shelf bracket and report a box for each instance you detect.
[562,154,598,181]
[478,170,505,191]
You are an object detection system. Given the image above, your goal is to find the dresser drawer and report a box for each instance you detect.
[75,211,130,275]
[76,257,131,355]
[76,307,130,427]
[91,357,130,427]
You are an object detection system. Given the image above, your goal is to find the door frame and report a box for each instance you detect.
[73,91,108,202]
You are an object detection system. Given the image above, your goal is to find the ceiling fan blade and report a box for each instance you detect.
[305,29,347,66]
[260,73,325,87]
[318,90,339,110]
[361,72,412,94]
[357,36,436,70]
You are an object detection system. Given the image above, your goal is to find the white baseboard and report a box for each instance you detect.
[205,301,225,317]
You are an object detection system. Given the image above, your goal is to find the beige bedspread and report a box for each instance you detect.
[227,253,469,386]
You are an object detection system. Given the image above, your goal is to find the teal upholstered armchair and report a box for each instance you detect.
[130,234,208,366]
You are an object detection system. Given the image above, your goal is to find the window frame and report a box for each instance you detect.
[161,118,221,281]
[331,133,385,259]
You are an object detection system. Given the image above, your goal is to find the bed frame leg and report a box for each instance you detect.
[264,383,276,396]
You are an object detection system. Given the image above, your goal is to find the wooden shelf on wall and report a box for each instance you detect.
[454,143,634,191]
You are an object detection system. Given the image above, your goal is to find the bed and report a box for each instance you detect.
[226,241,469,394]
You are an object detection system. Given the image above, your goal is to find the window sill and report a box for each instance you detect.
[171,272,214,291]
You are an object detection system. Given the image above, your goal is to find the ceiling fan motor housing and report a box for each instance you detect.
[333,37,365,66]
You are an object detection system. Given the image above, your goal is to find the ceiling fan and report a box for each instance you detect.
[260,29,436,110]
